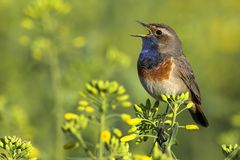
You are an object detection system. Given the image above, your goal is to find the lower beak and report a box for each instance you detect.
[131,34,148,38]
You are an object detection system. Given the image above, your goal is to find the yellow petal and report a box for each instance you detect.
[100,130,111,142]
[126,118,142,126]
[64,113,78,120]
[113,128,122,137]
[85,106,94,113]
[78,100,88,106]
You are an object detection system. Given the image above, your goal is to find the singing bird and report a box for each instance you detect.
[133,22,209,127]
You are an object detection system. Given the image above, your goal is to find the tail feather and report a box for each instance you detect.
[189,104,209,127]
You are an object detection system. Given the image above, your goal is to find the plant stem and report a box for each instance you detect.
[137,134,158,139]
[48,47,64,160]
[74,131,96,159]
[165,103,179,159]
[105,113,121,120]
[99,98,107,160]
[171,103,178,127]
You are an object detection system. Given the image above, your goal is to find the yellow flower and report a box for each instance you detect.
[128,126,137,133]
[72,36,86,48]
[120,134,137,142]
[186,102,193,109]
[77,106,85,111]
[134,155,152,160]
[185,124,199,131]
[117,86,126,95]
[79,91,87,98]
[28,147,40,159]
[121,114,131,121]
[79,100,88,106]
[64,113,78,120]
[117,95,129,101]
[121,101,132,107]
[85,106,94,113]
[113,128,122,137]
[111,104,117,109]
[126,118,142,126]
[21,18,33,29]
[32,49,43,61]
[101,130,111,142]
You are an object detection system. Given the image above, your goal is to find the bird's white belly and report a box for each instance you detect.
[139,76,188,99]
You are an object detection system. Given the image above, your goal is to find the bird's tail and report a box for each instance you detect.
[189,104,209,127]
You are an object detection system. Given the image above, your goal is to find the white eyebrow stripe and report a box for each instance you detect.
[152,26,173,37]
[161,28,173,37]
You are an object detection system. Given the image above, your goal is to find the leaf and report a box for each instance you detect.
[146,99,151,110]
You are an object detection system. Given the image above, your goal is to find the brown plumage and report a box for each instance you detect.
[138,57,173,81]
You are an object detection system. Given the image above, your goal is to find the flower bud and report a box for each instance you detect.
[186,102,193,109]
[161,95,168,102]
[120,134,137,142]
[185,124,199,131]
[133,104,143,113]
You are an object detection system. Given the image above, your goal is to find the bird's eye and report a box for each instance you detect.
[155,30,162,36]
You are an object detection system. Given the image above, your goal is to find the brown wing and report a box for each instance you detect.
[175,55,209,127]
[175,55,201,105]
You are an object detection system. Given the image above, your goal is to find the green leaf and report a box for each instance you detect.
[146,99,151,110]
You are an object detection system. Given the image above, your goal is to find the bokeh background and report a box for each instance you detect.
[0,0,240,159]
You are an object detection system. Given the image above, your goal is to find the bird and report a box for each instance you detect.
[133,21,209,127]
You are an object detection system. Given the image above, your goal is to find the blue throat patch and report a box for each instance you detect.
[138,37,164,69]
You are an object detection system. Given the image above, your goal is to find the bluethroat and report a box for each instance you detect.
[133,22,209,127]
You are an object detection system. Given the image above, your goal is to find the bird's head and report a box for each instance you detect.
[132,21,183,55]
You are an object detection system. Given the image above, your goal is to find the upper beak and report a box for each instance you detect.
[131,21,151,38]
[136,21,150,28]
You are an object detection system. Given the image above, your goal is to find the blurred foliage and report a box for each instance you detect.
[0,0,240,159]
[0,136,36,160]
[222,144,240,160]
[62,80,132,159]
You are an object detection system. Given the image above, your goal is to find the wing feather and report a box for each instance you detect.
[175,55,201,104]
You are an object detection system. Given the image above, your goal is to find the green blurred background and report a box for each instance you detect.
[0,0,240,159]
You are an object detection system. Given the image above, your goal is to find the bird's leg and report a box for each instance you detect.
[157,103,169,152]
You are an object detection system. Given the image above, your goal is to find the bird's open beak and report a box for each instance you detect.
[131,21,151,38]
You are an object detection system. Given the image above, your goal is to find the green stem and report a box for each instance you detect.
[74,131,96,159]
[165,103,179,159]
[99,98,107,160]
[176,106,188,116]
[105,113,121,120]
[137,134,158,139]
[142,118,158,129]
[171,103,178,127]
[48,47,64,160]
